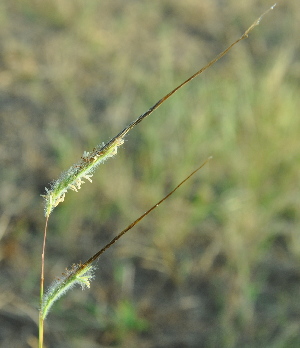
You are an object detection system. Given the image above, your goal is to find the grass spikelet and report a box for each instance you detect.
[42,137,124,217]
[41,263,94,320]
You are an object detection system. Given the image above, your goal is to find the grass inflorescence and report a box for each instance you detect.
[41,263,94,320]
[42,137,125,217]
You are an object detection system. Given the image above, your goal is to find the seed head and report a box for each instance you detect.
[42,137,124,217]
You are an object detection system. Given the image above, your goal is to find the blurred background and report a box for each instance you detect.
[0,0,299,347]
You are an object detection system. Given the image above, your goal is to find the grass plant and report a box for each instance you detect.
[37,5,276,347]
[1,1,299,347]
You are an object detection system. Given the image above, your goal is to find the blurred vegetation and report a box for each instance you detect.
[0,0,299,347]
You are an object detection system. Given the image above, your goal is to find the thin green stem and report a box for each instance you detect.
[39,215,49,348]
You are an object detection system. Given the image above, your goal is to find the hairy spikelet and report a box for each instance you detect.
[42,137,124,217]
[41,263,95,320]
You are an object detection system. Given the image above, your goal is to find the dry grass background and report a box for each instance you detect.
[0,0,300,347]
